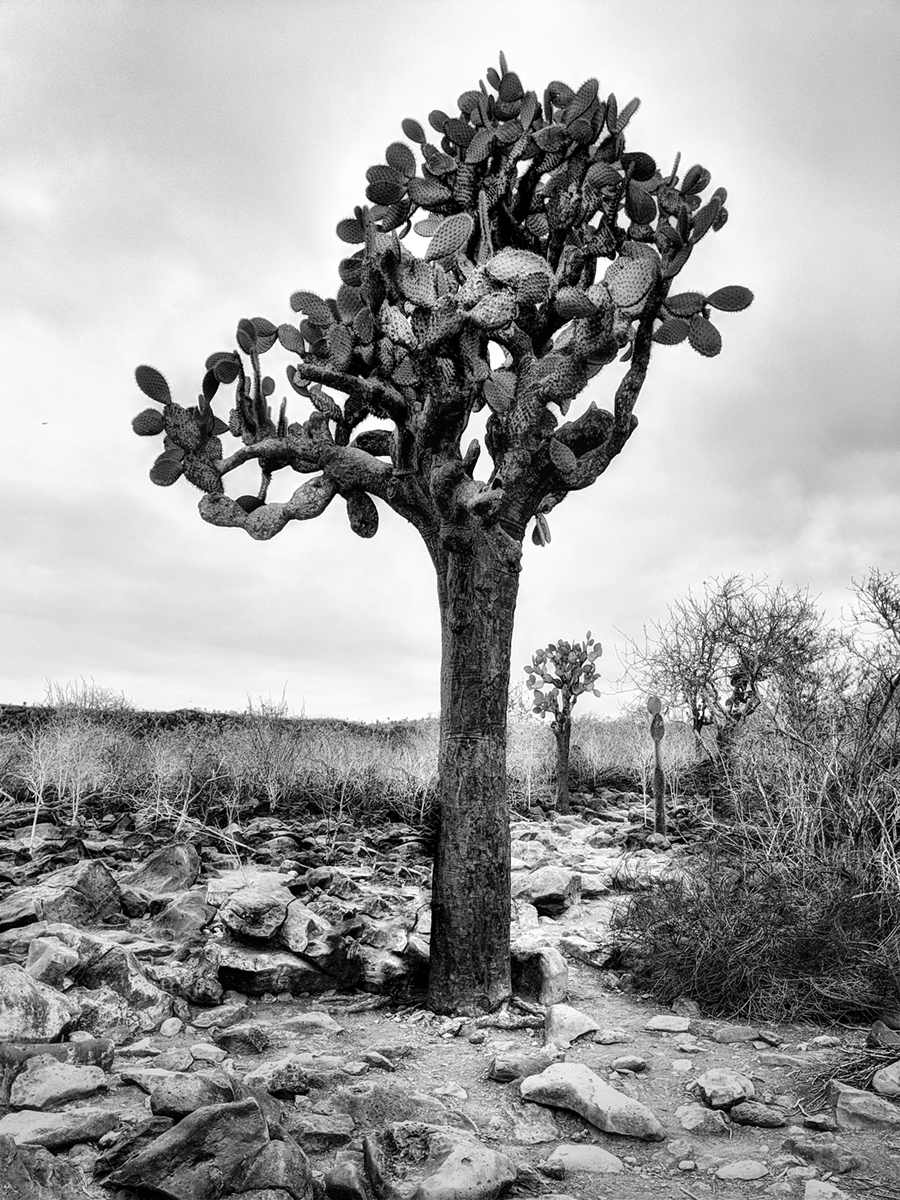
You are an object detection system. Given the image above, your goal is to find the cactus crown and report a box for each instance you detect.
[132,54,752,549]
[524,632,603,719]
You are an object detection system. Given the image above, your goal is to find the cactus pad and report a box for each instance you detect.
[149,454,183,486]
[290,291,334,325]
[603,256,659,316]
[424,212,475,261]
[132,408,165,436]
[706,285,754,311]
[135,365,171,405]
[688,314,722,356]
[652,318,690,345]
[346,492,379,538]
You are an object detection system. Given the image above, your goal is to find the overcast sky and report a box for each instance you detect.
[2,1,899,721]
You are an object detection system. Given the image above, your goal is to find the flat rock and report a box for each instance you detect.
[711,1024,760,1043]
[8,1054,107,1110]
[364,1121,516,1200]
[520,1062,665,1141]
[644,1014,691,1032]
[149,1071,235,1118]
[207,868,291,907]
[278,1011,344,1037]
[782,1134,860,1174]
[544,1003,600,1048]
[545,1143,624,1173]
[334,1079,464,1131]
[284,1110,355,1153]
[244,1055,311,1097]
[715,1159,768,1180]
[0,1105,119,1149]
[0,965,79,1041]
[694,1067,755,1108]
[828,1080,900,1129]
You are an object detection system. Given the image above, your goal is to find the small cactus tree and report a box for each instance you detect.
[647,694,667,834]
[525,633,602,813]
[130,54,752,1015]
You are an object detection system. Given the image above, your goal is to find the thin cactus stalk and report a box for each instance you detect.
[647,694,667,835]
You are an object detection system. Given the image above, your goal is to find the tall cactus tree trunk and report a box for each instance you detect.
[552,707,573,815]
[427,531,521,1015]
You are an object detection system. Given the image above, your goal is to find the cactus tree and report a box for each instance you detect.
[131,54,752,1015]
[525,633,602,813]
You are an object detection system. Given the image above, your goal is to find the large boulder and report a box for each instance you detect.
[0,965,79,1041]
[0,1106,119,1149]
[520,1062,665,1141]
[219,885,294,942]
[216,944,333,995]
[106,1097,270,1197]
[0,1134,93,1200]
[8,1053,107,1110]
[364,1122,516,1200]
[512,866,580,916]
[121,843,200,895]
[45,926,172,1031]
[0,860,120,931]
[511,941,568,1005]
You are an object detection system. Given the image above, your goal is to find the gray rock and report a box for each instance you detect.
[324,1156,368,1200]
[0,860,121,930]
[828,1080,900,1129]
[106,1097,269,1197]
[213,1019,274,1054]
[867,1020,900,1049]
[644,1014,691,1032]
[0,965,79,1041]
[872,1060,900,1096]
[191,1001,251,1029]
[489,1047,561,1083]
[217,944,334,995]
[711,1024,760,1043]
[277,1010,344,1037]
[0,1105,119,1149]
[220,885,294,941]
[0,1133,93,1200]
[511,942,568,1005]
[520,1062,665,1141]
[782,1134,860,1173]
[364,1122,516,1200]
[236,1136,314,1199]
[544,1003,600,1048]
[122,842,200,894]
[284,1109,355,1153]
[715,1159,768,1180]
[149,1071,234,1118]
[0,1038,113,1106]
[151,888,215,940]
[512,866,580,916]
[694,1067,755,1108]
[243,1055,311,1097]
[24,936,79,987]
[279,901,328,954]
[545,1143,624,1173]
[334,1079,466,1132]
[675,1101,730,1135]
[729,1100,787,1127]
[8,1054,107,1110]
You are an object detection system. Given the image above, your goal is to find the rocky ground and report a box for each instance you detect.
[0,791,899,1200]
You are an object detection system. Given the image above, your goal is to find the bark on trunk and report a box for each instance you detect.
[553,712,572,814]
[427,530,521,1015]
